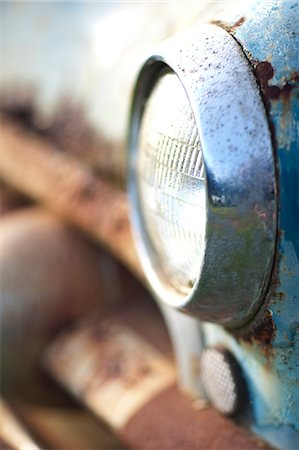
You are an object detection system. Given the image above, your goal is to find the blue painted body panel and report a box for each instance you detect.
[204,2,298,448]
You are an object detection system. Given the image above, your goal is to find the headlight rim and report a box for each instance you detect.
[128,23,277,328]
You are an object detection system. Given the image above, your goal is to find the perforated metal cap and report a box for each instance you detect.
[199,347,247,416]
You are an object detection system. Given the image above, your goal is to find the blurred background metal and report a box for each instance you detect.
[0,1,241,183]
[0,1,298,449]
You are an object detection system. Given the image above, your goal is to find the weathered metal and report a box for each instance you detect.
[128,1,298,448]
[44,304,272,450]
[0,1,297,449]
[44,314,176,430]
[206,1,299,447]
[120,385,271,450]
[0,121,141,279]
[128,23,276,327]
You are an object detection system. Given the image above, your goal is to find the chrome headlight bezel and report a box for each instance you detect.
[128,24,277,327]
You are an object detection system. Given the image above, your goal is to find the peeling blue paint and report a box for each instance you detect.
[208,1,299,448]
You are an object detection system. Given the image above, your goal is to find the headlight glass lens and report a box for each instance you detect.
[137,72,206,296]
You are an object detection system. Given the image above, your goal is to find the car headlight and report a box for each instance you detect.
[138,71,206,297]
[128,24,277,327]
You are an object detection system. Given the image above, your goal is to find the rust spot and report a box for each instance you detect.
[267,81,296,102]
[253,62,298,149]
[277,291,285,301]
[254,61,275,110]
[73,319,159,391]
[255,61,274,81]
[290,72,299,83]
[279,82,295,101]
[240,310,276,358]
[267,85,281,100]
[232,16,246,29]
[269,254,281,290]
[101,357,124,379]
[237,241,280,356]
[252,310,276,346]
[252,61,277,148]
[91,347,154,388]
[211,17,246,33]
[254,62,298,106]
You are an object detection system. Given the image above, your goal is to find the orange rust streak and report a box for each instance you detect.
[0,120,143,281]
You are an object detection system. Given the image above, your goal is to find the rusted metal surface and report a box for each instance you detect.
[0,120,142,280]
[0,400,41,450]
[44,305,272,450]
[237,311,277,360]
[253,61,299,123]
[199,5,299,446]
[224,3,299,443]
[0,101,284,450]
[0,95,124,186]
[0,2,297,447]
[254,62,298,103]
[121,386,272,450]
[44,314,176,430]
[231,227,281,356]
[211,16,246,33]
